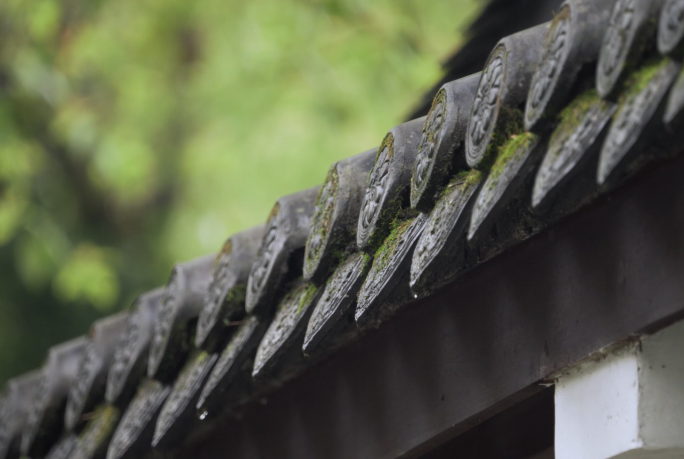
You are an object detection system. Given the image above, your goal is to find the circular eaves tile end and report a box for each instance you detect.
[195,244,236,348]
[152,353,216,449]
[303,166,339,281]
[410,88,447,210]
[65,344,98,431]
[524,5,572,131]
[106,321,137,403]
[596,0,638,99]
[466,46,506,168]
[147,273,180,379]
[356,136,393,251]
[658,0,684,55]
[245,209,279,315]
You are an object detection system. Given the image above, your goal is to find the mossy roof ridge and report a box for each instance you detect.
[11,0,684,456]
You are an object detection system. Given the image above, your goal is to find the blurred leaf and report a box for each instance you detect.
[28,0,61,44]
[53,242,119,311]
[0,190,28,245]
[15,231,58,290]
[51,101,99,158]
[0,137,42,245]
[90,130,159,204]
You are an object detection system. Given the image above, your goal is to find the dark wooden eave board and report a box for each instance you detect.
[169,151,684,459]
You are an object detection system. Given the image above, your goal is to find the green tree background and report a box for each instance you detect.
[0,0,479,384]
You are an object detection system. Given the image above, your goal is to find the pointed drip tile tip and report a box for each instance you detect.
[71,404,120,459]
[468,132,542,245]
[355,213,429,329]
[45,434,78,459]
[197,316,266,417]
[303,252,372,357]
[148,253,215,382]
[195,224,265,352]
[106,380,170,459]
[152,351,218,451]
[252,280,323,382]
[532,90,617,212]
[597,58,680,187]
[409,170,483,298]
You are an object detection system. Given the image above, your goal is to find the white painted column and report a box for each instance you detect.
[555,319,684,459]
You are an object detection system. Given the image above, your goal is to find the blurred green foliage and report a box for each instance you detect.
[0,0,479,383]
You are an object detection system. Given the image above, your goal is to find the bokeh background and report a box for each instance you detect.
[0,0,480,384]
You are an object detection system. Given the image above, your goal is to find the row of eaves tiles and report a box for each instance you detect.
[3,0,684,458]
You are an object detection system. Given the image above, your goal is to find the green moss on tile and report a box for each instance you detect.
[362,133,401,254]
[557,90,599,130]
[156,319,194,378]
[437,170,470,200]
[297,283,318,315]
[477,105,525,171]
[549,89,601,157]
[277,282,302,312]
[426,89,447,146]
[221,284,247,324]
[621,57,669,102]
[465,169,483,189]
[373,216,415,273]
[78,404,120,454]
[305,166,339,274]
[225,284,246,305]
[487,132,538,190]
[195,350,209,364]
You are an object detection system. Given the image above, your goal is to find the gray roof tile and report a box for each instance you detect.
[148,254,215,382]
[196,225,265,352]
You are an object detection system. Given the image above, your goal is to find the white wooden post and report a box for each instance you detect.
[555,319,684,459]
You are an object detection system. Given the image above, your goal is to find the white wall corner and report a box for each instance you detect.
[555,319,684,459]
